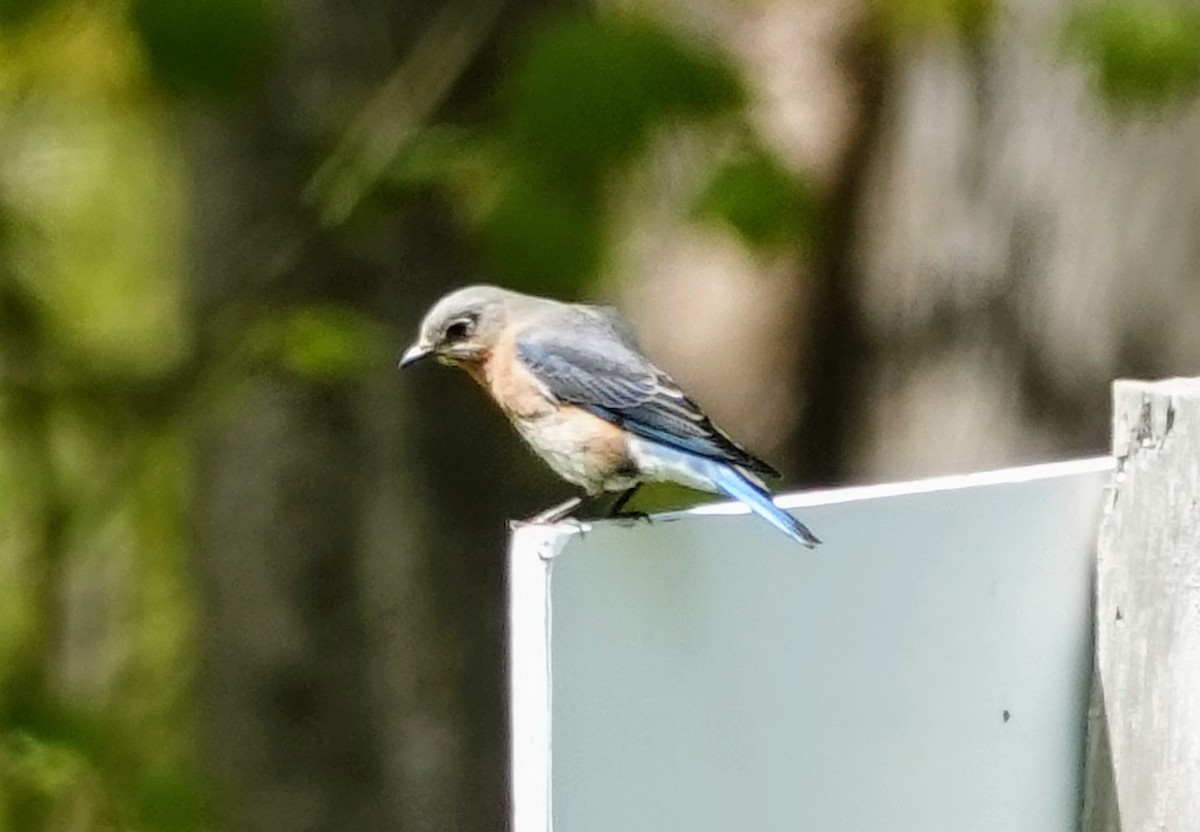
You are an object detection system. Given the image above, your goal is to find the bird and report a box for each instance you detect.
[400,285,821,547]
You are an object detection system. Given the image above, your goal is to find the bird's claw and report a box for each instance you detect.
[609,510,652,527]
[509,515,591,537]
[522,496,583,525]
[512,496,593,537]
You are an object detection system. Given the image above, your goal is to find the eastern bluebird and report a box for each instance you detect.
[400,285,821,547]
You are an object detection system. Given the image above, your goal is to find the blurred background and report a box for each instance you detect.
[1,0,1199,829]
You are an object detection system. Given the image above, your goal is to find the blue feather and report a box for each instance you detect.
[628,440,821,548]
[705,462,822,549]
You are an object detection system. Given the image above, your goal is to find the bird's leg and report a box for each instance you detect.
[607,485,640,516]
[524,496,584,524]
[607,485,650,523]
[522,487,649,528]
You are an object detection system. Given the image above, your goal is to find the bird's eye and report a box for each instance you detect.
[444,318,473,341]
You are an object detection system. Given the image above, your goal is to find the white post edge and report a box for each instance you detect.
[509,523,576,832]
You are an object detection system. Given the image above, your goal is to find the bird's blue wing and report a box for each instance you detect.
[515,307,779,476]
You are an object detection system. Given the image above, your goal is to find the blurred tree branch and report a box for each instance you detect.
[307,0,509,225]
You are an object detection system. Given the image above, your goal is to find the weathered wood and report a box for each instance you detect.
[1083,378,1200,831]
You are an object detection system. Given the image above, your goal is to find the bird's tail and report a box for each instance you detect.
[706,462,821,549]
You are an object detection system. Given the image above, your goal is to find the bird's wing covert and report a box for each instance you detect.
[515,307,778,476]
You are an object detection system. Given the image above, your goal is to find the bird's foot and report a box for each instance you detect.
[508,515,590,539]
[609,510,652,526]
[522,496,583,525]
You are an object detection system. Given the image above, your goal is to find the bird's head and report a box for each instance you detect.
[400,285,517,369]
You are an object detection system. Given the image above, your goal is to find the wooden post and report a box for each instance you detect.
[1083,378,1200,831]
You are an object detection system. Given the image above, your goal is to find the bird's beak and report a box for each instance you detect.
[399,342,432,369]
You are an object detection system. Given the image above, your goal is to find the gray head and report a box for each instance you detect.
[400,285,524,369]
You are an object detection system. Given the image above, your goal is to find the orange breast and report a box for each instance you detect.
[476,331,556,420]
[460,327,637,492]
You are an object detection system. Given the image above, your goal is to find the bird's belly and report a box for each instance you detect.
[627,436,722,494]
[511,408,639,494]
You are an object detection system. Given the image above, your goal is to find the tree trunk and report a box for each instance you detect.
[186,3,556,830]
[842,0,1200,482]
[609,0,869,478]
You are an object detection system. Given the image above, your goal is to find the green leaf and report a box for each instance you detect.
[133,769,214,832]
[2,731,91,798]
[1064,2,1200,107]
[502,16,745,173]
[268,306,387,381]
[374,15,758,295]
[875,0,998,45]
[0,0,57,29]
[693,150,823,251]
[478,173,603,295]
[388,127,478,189]
[2,672,109,764]
[129,0,282,97]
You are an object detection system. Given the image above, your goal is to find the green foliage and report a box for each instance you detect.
[478,171,605,296]
[875,0,997,45]
[128,0,282,96]
[384,13,765,295]
[485,15,744,291]
[3,731,97,828]
[0,17,216,829]
[388,127,478,189]
[694,148,824,251]
[1064,1,1200,107]
[257,305,389,382]
[131,769,213,832]
[0,0,55,28]
[2,676,107,761]
[2,714,213,831]
[502,17,745,174]
[0,5,825,830]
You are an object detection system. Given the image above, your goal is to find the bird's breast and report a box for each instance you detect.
[470,333,637,493]
[510,406,639,495]
[476,339,555,419]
